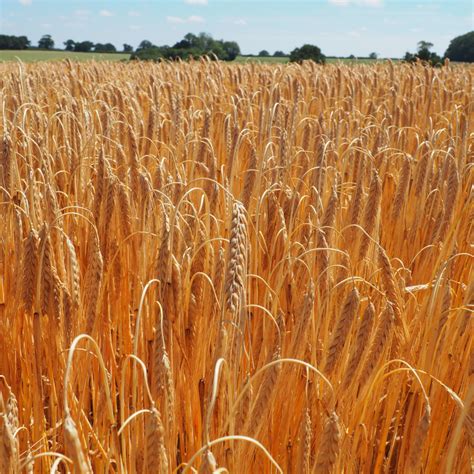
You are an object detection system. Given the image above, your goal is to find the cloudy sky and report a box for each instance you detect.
[1,0,472,57]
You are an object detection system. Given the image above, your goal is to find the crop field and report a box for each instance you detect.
[236,57,378,64]
[0,59,472,473]
[0,50,380,64]
[0,50,131,63]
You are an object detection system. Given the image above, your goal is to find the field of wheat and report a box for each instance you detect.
[0,59,472,473]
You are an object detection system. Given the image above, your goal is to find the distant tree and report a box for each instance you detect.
[170,33,238,60]
[0,35,10,49]
[132,32,240,62]
[174,38,192,50]
[198,32,215,52]
[123,44,133,53]
[416,41,434,61]
[369,52,378,59]
[418,41,433,51]
[18,36,30,49]
[184,33,199,48]
[258,50,270,57]
[404,40,442,66]
[38,34,54,50]
[222,41,240,61]
[289,44,325,64]
[0,35,30,49]
[94,43,116,52]
[64,39,75,51]
[131,47,164,61]
[348,54,356,59]
[273,50,285,57]
[74,41,94,52]
[138,40,154,50]
[444,31,474,63]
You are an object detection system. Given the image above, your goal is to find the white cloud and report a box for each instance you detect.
[167,16,186,24]
[188,15,204,23]
[167,15,204,24]
[18,0,32,5]
[99,9,114,17]
[128,11,140,17]
[184,0,208,5]
[234,19,247,26]
[74,9,90,17]
[329,0,382,6]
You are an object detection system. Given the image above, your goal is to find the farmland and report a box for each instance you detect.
[0,59,472,473]
[0,49,382,64]
[0,49,131,63]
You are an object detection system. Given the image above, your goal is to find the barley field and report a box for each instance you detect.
[0,59,472,473]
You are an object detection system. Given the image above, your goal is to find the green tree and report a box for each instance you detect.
[123,44,133,53]
[184,33,199,48]
[273,50,286,57]
[64,39,75,51]
[18,36,30,49]
[369,52,378,59]
[416,41,434,61]
[74,41,94,52]
[418,41,433,51]
[198,32,215,52]
[222,41,240,61]
[444,31,474,63]
[404,41,442,66]
[131,47,164,61]
[94,43,116,52]
[207,41,226,60]
[289,44,325,64]
[132,33,240,62]
[138,40,154,50]
[104,43,116,52]
[38,34,54,50]
[0,35,30,49]
[258,50,270,57]
[172,33,238,60]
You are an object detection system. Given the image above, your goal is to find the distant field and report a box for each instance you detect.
[238,55,380,64]
[0,50,130,62]
[0,49,384,64]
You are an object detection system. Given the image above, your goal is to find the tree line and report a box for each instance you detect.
[130,33,240,61]
[0,34,129,53]
[0,35,30,50]
[0,31,473,63]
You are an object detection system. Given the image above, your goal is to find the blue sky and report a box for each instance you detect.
[1,0,472,57]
